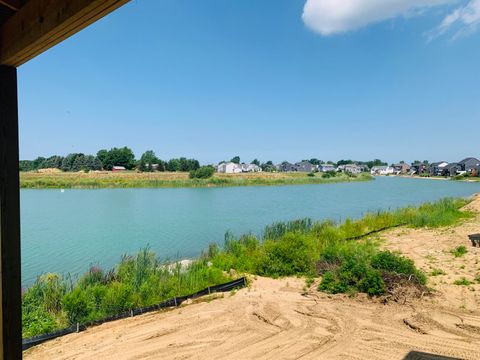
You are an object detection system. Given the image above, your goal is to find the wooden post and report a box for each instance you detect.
[0,65,22,360]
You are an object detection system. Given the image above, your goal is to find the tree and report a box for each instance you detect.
[189,166,215,179]
[251,159,260,166]
[97,149,108,167]
[230,156,240,164]
[166,157,200,172]
[309,159,322,165]
[139,150,159,172]
[97,147,136,170]
[261,161,276,172]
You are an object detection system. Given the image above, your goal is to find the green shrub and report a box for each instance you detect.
[259,233,317,277]
[451,245,468,258]
[453,278,473,286]
[189,166,215,179]
[62,288,91,324]
[22,306,59,338]
[371,251,426,284]
[430,268,446,276]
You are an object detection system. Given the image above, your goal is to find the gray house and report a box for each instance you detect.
[295,161,315,172]
[443,163,462,177]
[428,161,448,176]
[278,162,297,172]
[458,157,480,173]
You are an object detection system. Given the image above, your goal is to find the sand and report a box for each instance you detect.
[25,196,480,360]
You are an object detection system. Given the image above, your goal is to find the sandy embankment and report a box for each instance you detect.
[26,196,480,360]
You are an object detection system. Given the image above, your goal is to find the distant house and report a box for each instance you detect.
[278,162,297,172]
[112,166,126,172]
[410,163,428,175]
[428,161,449,176]
[319,164,336,172]
[458,157,480,173]
[217,162,242,174]
[241,163,262,173]
[344,164,362,174]
[393,163,411,174]
[217,162,262,173]
[295,161,315,173]
[370,166,394,175]
[443,163,462,177]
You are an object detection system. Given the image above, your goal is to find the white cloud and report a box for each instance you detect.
[302,0,455,35]
[429,0,480,39]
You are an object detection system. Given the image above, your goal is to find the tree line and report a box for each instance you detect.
[20,147,201,173]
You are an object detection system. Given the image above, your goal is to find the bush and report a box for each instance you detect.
[189,166,215,179]
[371,251,426,284]
[259,233,317,277]
[453,278,473,286]
[322,171,337,179]
[430,268,446,276]
[451,245,468,258]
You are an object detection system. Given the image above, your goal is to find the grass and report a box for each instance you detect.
[23,197,472,338]
[451,245,468,258]
[430,268,446,276]
[207,197,471,293]
[453,278,473,286]
[22,249,230,338]
[20,171,373,189]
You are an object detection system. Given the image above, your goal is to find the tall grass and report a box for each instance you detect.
[22,249,229,338]
[22,197,472,337]
[208,197,471,290]
[20,171,373,189]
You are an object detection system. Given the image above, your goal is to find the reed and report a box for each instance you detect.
[20,171,373,189]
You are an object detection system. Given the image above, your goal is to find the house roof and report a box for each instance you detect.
[459,157,480,164]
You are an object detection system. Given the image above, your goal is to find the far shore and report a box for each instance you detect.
[19,171,373,189]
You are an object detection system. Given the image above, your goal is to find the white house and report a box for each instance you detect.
[217,162,263,173]
[242,163,262,172]
[371,166,394,175]
[217,162,242,174]
[319,164,336,172]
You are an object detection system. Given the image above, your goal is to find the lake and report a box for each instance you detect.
[21,176,480,285]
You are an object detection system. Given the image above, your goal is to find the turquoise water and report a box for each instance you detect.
[21,177,480,285]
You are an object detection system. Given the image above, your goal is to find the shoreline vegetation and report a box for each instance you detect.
[22,197,472,338]
[19,171,373,189]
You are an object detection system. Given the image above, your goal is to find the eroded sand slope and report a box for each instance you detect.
[26,196,480,360]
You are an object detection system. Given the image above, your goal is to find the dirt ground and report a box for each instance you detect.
[25,196,480,360]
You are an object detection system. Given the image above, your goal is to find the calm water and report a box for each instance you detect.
[21,177,480,285]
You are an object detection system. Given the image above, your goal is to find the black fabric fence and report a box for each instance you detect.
[22,277,247,351]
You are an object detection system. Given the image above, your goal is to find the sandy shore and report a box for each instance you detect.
[25,196,480,360]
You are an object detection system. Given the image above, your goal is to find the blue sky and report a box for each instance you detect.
[18,0,480,164]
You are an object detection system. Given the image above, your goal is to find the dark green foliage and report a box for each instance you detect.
[97,147,135,170]
[259,233,317,277]
[165,157,200,172]
[451,245,468,258]
[263,218,313,241]
[189,166,215,179]
[371,251,426,284]
[260,160,276,172]
[230,156,241,164]
[453,278,473,286]
[138,150,160,172]
[22,249,230,338]
[322,171,337,178]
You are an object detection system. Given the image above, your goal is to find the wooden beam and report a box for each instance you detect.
[0,0,23,11]
[0,65,22,360]
[0,0,130,67]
